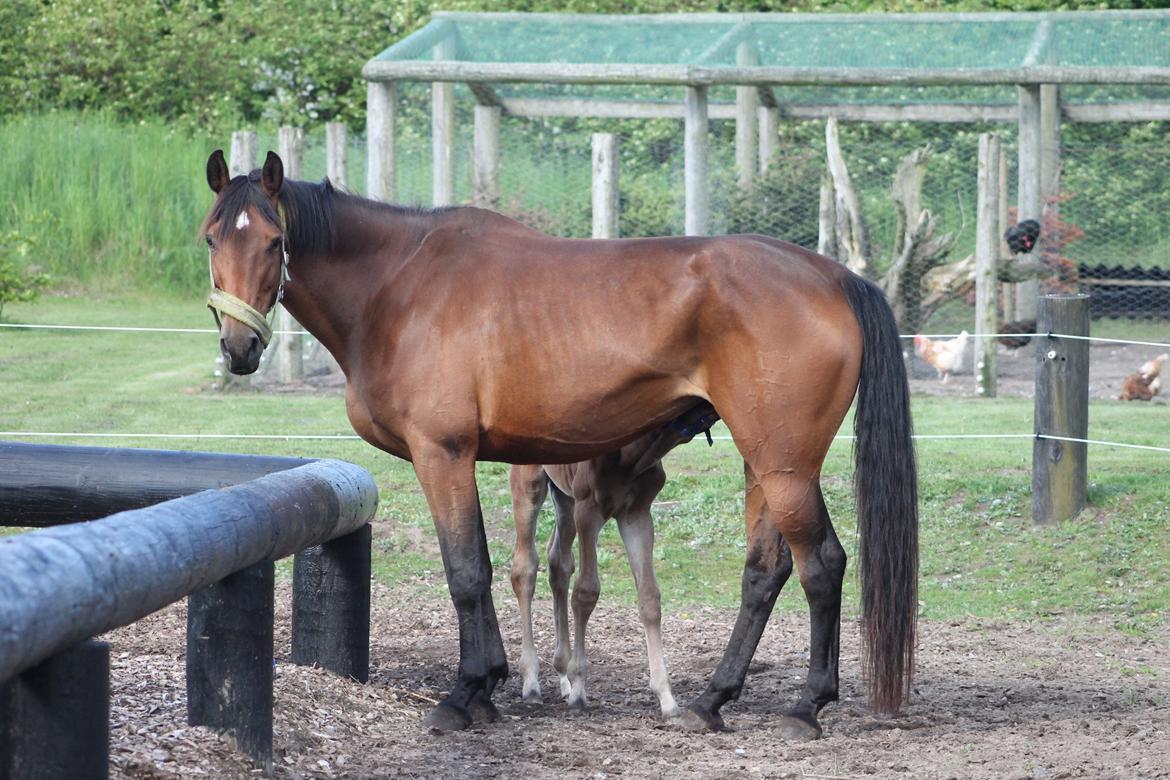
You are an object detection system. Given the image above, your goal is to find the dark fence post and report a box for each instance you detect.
[1,640,110,780]
[1032,293,1090,525]
[186,562,275,771]
[292,524,372,682]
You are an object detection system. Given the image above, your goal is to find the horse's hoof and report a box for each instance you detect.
[422,702,472,734]
[777,713,823,741]
[469,691,501,723]
[566,696,588,714]
[661,704,683,721]
[679,705,725,732]
[520,687,544,704]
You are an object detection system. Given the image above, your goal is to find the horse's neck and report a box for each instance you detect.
[281,202,437,375]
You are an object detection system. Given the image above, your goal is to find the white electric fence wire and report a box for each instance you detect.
[3,431,1166,453]
[3,322,1166,350]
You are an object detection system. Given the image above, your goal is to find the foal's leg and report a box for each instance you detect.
[411,444,508,733]
[545,485,577,699]
[681,464,793,732]
[616,504,681,719]
[567,499,605,711]
[509,465,549,703]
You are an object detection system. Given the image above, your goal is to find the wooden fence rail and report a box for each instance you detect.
[0,452,378,775]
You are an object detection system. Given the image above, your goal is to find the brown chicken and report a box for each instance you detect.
[1119,353,1168,401]
[914,330,968,383]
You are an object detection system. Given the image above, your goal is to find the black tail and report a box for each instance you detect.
[842,274,919,715]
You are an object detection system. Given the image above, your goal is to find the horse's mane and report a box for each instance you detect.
[203,170,457,257]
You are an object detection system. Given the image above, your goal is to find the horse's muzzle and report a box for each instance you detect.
[220,332,263,375]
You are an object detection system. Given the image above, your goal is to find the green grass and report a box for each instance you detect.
[3,294,1169,636]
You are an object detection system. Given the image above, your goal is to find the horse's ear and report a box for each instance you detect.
[261,151,284,198]
[206,149,229,194]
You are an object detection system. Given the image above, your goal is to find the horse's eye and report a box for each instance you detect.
[205,235,215,250]
[268,237,283,253]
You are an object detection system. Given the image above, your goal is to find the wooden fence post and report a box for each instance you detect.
[684,85,709,236]
[975,133,1001,397]
[291,524,372,683]
[367,81,397,202]
[1015,85,1042,321]
[735,41,758,190]
[326,122,348,190]
[758,105,779,175]
[591,133,619,239]
[187,562,275,770]
[432,35,456,206]
[276,127,305,383]
[1,641,109,780]
[1032,293,1090,525]
[473,104,501,209]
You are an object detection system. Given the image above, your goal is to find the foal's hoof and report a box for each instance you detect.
[679,705,725,732]
[777,713,823,741]
[469,691,501,724]
[422,702,472,734]
[520,688,544,705]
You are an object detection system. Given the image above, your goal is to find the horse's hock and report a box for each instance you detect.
[0,442,379,775]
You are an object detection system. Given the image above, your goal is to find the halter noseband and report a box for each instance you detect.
[206,211,290,349]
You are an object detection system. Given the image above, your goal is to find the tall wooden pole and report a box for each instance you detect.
[684,85,709,236]
[473,104,501,209]
[366,81,396,202]
[326,122,348,190]
[1032,294,1090,525]
[432,36,456,206]
[276,127,304,383]
[975,133,1001,398]
[592,133,619,238]
[735,41,758,190]
[1016,84,1042,321]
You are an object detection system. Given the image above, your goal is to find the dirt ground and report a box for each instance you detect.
[105,579,1170,780]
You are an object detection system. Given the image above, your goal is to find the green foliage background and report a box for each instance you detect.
[1,0,1169,296]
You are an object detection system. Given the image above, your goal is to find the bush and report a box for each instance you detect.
[0,227,51,320]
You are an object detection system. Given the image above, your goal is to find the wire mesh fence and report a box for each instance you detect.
[260,87,1168,398]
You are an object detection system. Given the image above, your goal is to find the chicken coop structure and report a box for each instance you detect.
[361,10,1170,326]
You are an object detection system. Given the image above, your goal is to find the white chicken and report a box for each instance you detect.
[913,330,969,383]
[1119,353,1168,402]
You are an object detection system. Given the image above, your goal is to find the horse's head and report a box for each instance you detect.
[202,149,288,375]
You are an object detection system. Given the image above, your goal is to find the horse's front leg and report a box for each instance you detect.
[412,443,508,733]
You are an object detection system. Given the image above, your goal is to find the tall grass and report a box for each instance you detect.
[0,113,219,293]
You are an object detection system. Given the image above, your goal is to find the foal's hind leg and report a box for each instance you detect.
[510,465,549,703]
[682,465,792,732]
[566,500,605,711]
[545,485,577,699]
[616,504,681,719]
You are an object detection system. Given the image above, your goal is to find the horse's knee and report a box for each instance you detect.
[638,586,663,627]
[510,547,538,596]
[572,578,600,614]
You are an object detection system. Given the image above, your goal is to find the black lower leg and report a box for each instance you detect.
[686,532,792,729]
[783,496,846,736]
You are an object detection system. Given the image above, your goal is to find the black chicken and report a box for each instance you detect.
[997,318,1037,350]
[1005,219,1041,254]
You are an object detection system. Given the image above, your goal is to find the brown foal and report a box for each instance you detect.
[510,403,718,718]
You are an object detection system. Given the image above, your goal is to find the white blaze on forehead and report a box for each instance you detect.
[235,211,251,230]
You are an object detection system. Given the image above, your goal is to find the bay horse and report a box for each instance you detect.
[510,402,718,718]
[200,150,918,739]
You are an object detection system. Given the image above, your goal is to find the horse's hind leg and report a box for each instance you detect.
[545,484,577,699]
[776,485,845,741]
[509,465,548,703]
[682,464,793,731]
[616,504,681,719]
